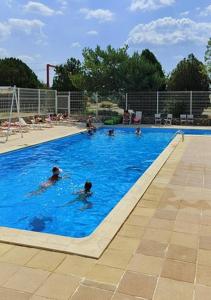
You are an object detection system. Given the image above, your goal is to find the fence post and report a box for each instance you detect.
[96,92,98,119]
[156,91,159,114]
[68,92,71,116]
[190,91,192,115]
[125,93,128,110]
[55,90,58,114]
[38,89,41,114]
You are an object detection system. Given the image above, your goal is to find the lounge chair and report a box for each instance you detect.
[155,114,161,125]
[164,114,173,126]
[133,111,142,124]
[180,114,187,125]
[187,114,194,125]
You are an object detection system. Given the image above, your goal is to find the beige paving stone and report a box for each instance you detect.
[153,209,178,220]
[30,296,53,300]
[0,287,31,300]
[153,277,193,300]
[200,225,211,237]
[166,244,197,263]
[26,250,66,271]
[0,246,39,265]
[126,215,150,227]
[0,262,21,285]
[198,249,211,267]
[197,265,211,287]
[137,199,159,209]
[142,228,172,243]
[98,248,133,269]
[112,292,141,300]
[0,243,14,256]
[199,236,211,250]
[132,207,156,217]
[55,255,96,277]
[201,215,211,226]
[84,264,124,286]
[108,236,140,253]
[195,284,211,300]
[148,218,175,231]
[3,267,50,293]
[173,220,199,235]
[127,253,163,276]
[117,271,157,299]
[71,285,113,300]
[136,239,167,257]
[161,259,196,283]
[176,212,200,224]
[118,224,145,239]
[171,232,198,249]
[35,273,80,300]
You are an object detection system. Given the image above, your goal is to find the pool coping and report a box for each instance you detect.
[0,131,182,258]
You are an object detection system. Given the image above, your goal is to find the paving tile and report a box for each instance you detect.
[127,253,163,276]
[200,225,211,237]
[0,246,39,265]
[0,262,20,285]
[3,267,50,293]
[154,209,177,220]
[166,244,197,263]
[0,287,31,300]
[199,236,211,250]
[35,273,80,300]
[136,240,167,257]
[112,292,141,300]
[84,264,124,286]
[132,207,156,217]
[71,285,113,300]
[126,215,150,227]
[137,199,159,209]
[118,224,145,239]
[201,215,211,226]
[30,296,53,300]
[148,218,174,231]
[0,243,14,256]
[117,271,157,299]
[161,259,196,283]
[195,284,211,300]
[98,249,132,269]
[26,250,66,272]
[142,228,172,243]
[197,265,211,287]
[198,249,211,267]
[173,220,199,235]
[109,236,140,253]
[171,232,198,249]
[176,212,200,224]
[153,277,193,300]
[55,255,96,277]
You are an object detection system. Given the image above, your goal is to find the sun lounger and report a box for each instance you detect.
[133,111,142,124]
[155,113,161,125]
[164,114,173,125]
[180,114,187,125]
[187,114,194,125]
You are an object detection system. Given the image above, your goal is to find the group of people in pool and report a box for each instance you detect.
[30,166,93,211]
[108,127,141,136]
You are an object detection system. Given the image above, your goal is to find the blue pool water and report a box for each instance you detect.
[0,127,210,238]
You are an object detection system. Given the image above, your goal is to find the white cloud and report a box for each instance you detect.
[5,0,13,8]
[127,17,211,45]
[71,42,81,48]
[23,1,62,16]
[180,11,189,16]
[130,0,175,11]
[0,22,11,40]
[200,5,211,16]
[0,48,9,57]
[87,30,98,35]
[80,8,114,22]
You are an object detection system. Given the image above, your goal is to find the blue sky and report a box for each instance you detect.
[0,0,211,83]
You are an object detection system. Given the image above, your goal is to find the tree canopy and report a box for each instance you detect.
[168,54,210,91]
[64,46,166,92]
[0,57,42,88]
[205,38,211,84]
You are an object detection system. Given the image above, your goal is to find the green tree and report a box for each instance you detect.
[168,54,209,91]
[52,58,82,91]
[0,57,41,88]
[205,38,211,84]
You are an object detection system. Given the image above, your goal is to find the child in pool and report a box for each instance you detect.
[108,129,114,136]
[135,127,141,135]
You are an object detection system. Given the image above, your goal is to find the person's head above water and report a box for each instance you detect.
[84,181,92,193]
[52,166,61,176]
[108,129,114,136]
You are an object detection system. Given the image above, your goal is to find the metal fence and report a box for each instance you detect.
[0,87,211,121]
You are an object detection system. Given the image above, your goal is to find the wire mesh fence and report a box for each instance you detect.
[0,87,211,123]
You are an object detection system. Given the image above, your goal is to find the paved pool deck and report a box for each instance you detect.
[0,126,211,299]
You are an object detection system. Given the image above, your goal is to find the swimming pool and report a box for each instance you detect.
[0,127,210,238]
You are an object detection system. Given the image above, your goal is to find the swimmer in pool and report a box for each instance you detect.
[60,181,93,210]
[29,167,63,196]
[108,129,114,136]
[135,127,141,135]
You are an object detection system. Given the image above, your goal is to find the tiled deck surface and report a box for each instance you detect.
[0,131,211,299]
